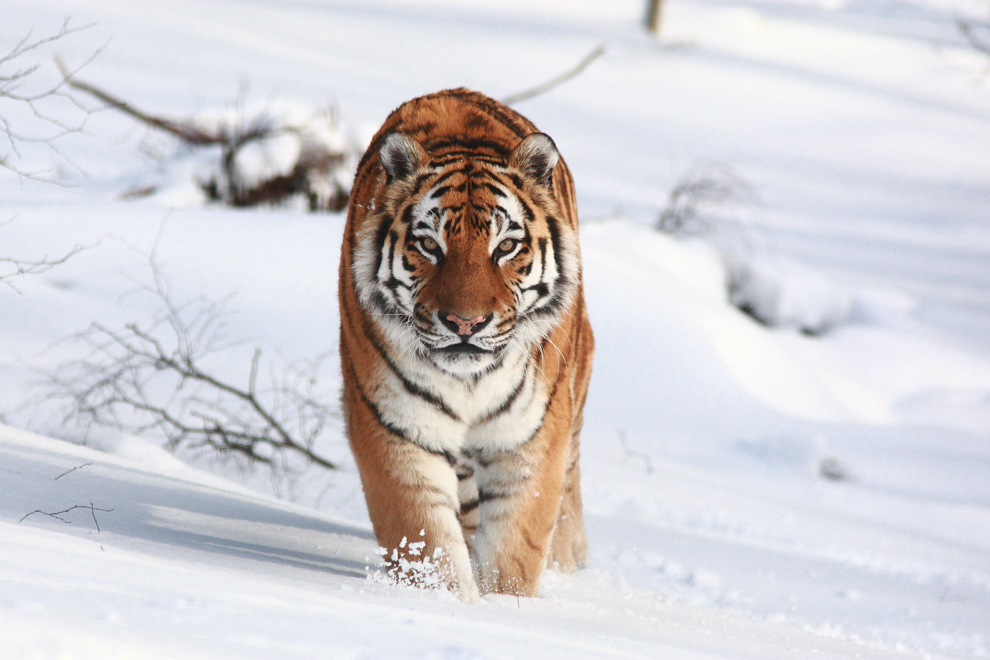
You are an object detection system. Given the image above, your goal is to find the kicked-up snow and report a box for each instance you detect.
[2,0,989,657]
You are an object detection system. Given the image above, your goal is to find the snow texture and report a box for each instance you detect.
[2,0,990,658]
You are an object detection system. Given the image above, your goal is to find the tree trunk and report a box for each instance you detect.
[646,0,663,34]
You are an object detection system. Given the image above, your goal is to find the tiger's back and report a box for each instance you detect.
[339,89,593,600]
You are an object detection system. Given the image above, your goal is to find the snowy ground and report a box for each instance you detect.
[2,0,990,658]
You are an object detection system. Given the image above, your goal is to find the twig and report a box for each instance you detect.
[19,502,112,532]
[618,429,653,474]
[54,462,92,480]
[0,18,102,180]
[501,45,606,105]
[1,242,86,291]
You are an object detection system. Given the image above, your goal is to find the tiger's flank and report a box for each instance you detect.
[339,89,594,601]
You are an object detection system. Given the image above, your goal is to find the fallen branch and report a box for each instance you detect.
[501,45,605,106]
[55,56,218,145]
[20,502,112,532]
[54,62,352,211]
[55,462,92,480]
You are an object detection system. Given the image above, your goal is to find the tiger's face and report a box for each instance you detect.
[353,132,579,377]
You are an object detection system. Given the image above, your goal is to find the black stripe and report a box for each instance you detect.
[343,281,461,423]
[390,364,462,422]
[429,169,462,188]
[484,183,506,198]
[546,216,564,288]
[370,215,394,281]
[479,366,528,423]
[520,237,550,300]
[424,137,511,157]
[517,197,535,225]
[413,171,435,189]
[343,357,413,445]
[460,499,480,514]
[538,237,547,281]
[519,360,557,447]
[382,230,407,297]
[432,153,505,165]
[455,92,530,139]
[347,356,458,467]
[478,489,508,503]
[528,215,570,315]
[371,319,462,422]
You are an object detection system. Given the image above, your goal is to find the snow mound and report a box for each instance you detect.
[729,255,853,336]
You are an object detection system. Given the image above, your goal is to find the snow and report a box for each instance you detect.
[3,0,990,657]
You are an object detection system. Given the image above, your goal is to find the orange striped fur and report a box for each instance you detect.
[339,89,593,600]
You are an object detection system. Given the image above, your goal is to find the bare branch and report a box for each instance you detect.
[0,222,87,291]
[55,58,219,144]
[0,18,102,180]
[45,258,340,477]
[20,502,112,532]
[501,45,605,106]
[655,163,755,236]
[54,462,92,480]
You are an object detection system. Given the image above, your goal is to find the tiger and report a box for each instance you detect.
[338,88,594,601]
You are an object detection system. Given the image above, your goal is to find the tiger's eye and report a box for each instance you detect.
[422,237,438,251]
[498,239,516,253]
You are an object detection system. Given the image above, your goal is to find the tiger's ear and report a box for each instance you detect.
[509,133,559,186]
[380,132,425,184]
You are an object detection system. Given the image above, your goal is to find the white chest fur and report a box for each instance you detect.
[371,344,549,459]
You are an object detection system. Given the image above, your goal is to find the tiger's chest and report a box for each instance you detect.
[371,345,549,458]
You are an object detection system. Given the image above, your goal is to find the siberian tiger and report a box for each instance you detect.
[339,88,594,601]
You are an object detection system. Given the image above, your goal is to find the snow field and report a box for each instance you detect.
[2,0,990,657]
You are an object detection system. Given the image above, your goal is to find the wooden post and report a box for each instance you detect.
[646,0,663,34]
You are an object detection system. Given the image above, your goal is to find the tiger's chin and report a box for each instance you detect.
[427,343,504,377]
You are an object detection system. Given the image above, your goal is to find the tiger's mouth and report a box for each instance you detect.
[436,343,491,355]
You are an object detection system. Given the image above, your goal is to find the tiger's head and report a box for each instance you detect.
[352,132,580,377]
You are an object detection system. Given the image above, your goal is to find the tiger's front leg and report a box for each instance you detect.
[345,390,479,601]
[470,415,572,597]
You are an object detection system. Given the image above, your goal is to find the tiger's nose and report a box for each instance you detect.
[440,311,491,336]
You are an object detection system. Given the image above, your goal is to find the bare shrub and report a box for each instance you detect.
[57,67,354,211]
[1,18,101,179]
[655,162,754,237]
[654,164,851,336]
[46,258,340,476]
